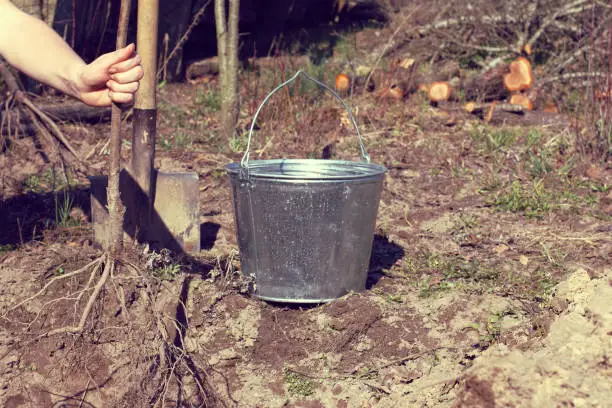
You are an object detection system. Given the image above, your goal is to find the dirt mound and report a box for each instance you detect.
[455,268,612,407]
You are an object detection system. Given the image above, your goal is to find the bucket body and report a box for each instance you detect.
[227,159,386,303]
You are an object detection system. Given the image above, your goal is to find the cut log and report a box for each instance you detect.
[186,57,219,81]
[335,73,350,93]
[488,110,568,127]
[504,57,533,92]
[465,102,567,127]
[595,89,612,100]
[465,102,525,115]
[462,66,509,102]
[1,102,111,127]
[428,82,452,103]
[509,93,533,110]
[522,43,532,56]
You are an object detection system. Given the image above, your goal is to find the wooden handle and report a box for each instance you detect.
[135,0,159,110]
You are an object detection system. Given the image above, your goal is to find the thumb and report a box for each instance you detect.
[81,43,136,87]
[104,43,136,67]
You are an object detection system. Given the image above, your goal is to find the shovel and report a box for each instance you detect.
[90,0,200,253]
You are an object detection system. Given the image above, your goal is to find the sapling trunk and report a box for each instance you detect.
[108,0,132,254]
[215,0,240,141]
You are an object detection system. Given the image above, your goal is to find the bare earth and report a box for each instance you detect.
[1,23,611,408]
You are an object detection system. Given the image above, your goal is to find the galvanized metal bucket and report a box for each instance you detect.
[226,70,387,303]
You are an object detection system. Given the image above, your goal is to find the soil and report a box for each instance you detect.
[1,12,611,408]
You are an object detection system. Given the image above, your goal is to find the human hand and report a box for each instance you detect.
[77,43,144,107]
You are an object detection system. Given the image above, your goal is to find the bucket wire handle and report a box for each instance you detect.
[240,70,370,170]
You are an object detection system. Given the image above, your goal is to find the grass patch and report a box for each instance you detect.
[0,244,15,255]
[401,251,500,298]
[490,179,553,218]
[489,177,601,218]
[527,147,552,178]
[470,126,518,153]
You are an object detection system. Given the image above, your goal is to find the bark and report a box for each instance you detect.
[108,0,132,255]
[465,102,525,115]
[215,0,240,141]
[462,67,510,102]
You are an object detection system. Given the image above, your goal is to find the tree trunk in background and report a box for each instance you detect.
[215,0,240,141]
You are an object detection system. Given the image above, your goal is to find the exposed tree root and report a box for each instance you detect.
[0,257,103,319]
[43,253,113,337]
[3,251,228,405]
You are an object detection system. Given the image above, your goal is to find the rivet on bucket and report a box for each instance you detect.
[226,71,387,303]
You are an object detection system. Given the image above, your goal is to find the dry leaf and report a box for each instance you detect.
[519,255,529,266]
[494,244,509,254]
[398,58,415,70]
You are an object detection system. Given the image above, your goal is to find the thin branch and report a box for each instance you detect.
[540,71,606,84]
[364,9,417,91]
[526,0,591,49]
[156,0,212,80]
[417,14,520,37]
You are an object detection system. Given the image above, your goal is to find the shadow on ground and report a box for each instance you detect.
[367,234,405,288]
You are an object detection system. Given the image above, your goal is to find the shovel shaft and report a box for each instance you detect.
[135,0,158,111]
[131,0,158,203]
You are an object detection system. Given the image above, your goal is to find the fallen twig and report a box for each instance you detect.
[0,63,81,161]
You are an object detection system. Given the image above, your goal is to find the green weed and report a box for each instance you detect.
[22,174,41,193]
[590,183,610,193]
[195,87,221,112]
[229,133,248,153]
[152,264,181,281]
[386,293,404,303]
[54,190,79,227]
[528,147,552,178]
[283,368,315,397]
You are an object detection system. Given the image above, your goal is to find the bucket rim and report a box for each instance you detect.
[225,158,387,180]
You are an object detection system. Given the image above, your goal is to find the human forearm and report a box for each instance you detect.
[0,0,86,99]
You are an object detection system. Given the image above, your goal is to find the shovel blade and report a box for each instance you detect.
[90,170,200,253]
